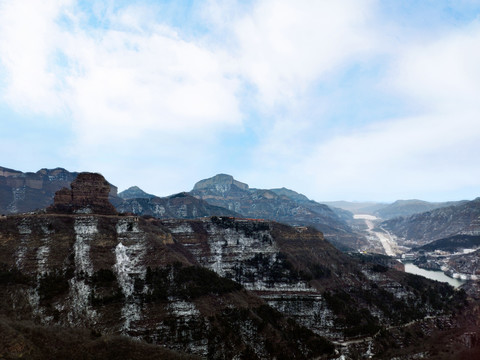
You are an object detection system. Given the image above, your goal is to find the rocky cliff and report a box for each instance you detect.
[48,173,117,215]
[1,203,476,358]
[116,192,239,219]
[190,174,365,250]
[0,167,78,214]
[0,166,118,215]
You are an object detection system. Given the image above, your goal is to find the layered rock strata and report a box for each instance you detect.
[48,173,117,215]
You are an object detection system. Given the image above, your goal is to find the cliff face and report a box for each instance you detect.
[0,167,118,215]
[48,173,117,215]
[0,167,78,214]
[0,211,472,359]
[382,198,480,246]
[116,192,239,219]
[190,174,366,250]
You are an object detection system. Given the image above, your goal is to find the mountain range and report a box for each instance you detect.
[1,172,478,359]
[325,199,466,219]
[381,198,480,247]
[3,165,480,254]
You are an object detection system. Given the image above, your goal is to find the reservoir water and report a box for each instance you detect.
[403,262,465,288]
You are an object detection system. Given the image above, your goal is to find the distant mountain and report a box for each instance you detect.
[116,192,239,219]
[190,174,365,250]
[322,201,388,215]
[0,172,474,359]
[0,166,78,214]
[0,166,117,215]
[375,199,467,220]
[269,187,310,203]
[382,198,480,246]
[118,186,155,200]
[324,199,466,220]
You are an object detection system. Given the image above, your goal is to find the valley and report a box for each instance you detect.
[1,167,480,359]
[353,214,400,256]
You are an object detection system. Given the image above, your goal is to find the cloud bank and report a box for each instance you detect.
[0,0,479,201]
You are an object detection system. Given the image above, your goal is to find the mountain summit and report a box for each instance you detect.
[191,174,364,249]
[118,186,155,200]
[193,173,249,192]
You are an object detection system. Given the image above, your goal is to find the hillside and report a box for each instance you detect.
[118,186,155,200]
[1,172,477,359]
[375,199,466,220]
[0,166,80,214]
[414,235,480,253]
[382,198,480,246]
[116,192,240,219]
[324,199,465,219]
[190,174,365,250]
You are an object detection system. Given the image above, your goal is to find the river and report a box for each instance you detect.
[402,262,465,288]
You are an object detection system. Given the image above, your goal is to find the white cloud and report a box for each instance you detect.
[0,1,242,145]
[233,0,377,107]
[388,22,480,112]
[1,0,480,201]
[0,0,72,114]
[293,20,480,201]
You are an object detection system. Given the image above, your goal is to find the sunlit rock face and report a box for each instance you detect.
[48,173,117,215]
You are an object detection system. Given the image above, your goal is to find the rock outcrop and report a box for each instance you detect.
[118,186,155,200]
[48,173,117,215]
[116,191,239,219]
[0,167,78,214]
[0,211,474,359]
[193,173,249,191]
[0,166,118,215]
[190,174,366,250]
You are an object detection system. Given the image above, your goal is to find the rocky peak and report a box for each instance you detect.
[193,174,249,192]
[48,172,117,215]
[118,186,155,200]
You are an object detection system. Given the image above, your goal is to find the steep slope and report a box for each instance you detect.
[413,235,480,253]
[118,186,155,200]
[382,198,480,247]
[0,166,119,215]
[447,249,480,279]
[190,174,365,250]
[116,192,240,219]
[0,167,79,214]
[1,173,476,359]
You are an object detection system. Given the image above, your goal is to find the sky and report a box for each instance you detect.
[1,0,480,202]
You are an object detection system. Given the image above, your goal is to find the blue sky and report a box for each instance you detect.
[1,0,480,202]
